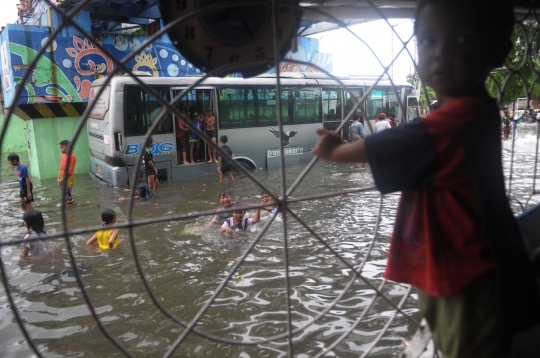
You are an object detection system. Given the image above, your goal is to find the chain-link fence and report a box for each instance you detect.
[1,1,539,357]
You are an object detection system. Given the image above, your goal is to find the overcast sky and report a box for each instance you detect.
[313,19,417,82]
[1,0,19,29]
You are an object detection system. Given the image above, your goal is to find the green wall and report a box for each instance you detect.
[0,114,28,153]
[27,117,89,180]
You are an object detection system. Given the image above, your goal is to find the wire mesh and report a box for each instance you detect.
[0,1,539,357]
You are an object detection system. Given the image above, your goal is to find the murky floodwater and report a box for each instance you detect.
[1,124,539,358]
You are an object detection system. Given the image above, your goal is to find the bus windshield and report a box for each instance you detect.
[124,86,174,136]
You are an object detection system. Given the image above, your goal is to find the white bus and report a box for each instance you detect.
[87,72,419,186]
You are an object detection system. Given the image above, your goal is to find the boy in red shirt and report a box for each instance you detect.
[313,1,540,356]
[57,140,77,204]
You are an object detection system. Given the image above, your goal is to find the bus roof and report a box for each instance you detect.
[91,72,412,88]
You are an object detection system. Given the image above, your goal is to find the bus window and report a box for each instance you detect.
[257,88,276,126]
[296,88,320,123]
[365,88,401,119]
[281,87,321,124]
[322,89,341,119]
[173,89,215,119]
[281,90,293,124]
[125,86,173,136]
[344,89,364,116]
[218,87,256,127]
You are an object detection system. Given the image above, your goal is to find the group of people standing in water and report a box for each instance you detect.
[502,108,538,141]
[8,140,77,257]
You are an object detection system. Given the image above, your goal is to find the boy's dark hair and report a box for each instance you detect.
[7,153,19,162]
[231,203,246,213]
[261,190,269,196]
[220,135,228,144]
[414,0,514,67]
[101,209,116,225]
[59,140,70,146]
[352,113,363,121]
[23,210,46,234]
[388,112,396,118]
[218,189,231,199]
[145,136,153,147]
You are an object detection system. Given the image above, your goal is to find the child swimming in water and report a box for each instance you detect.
[206,189,246,226]
[86,209,120,250]
[218,204,260,236]
[21,210,50,257]
[260,190,277,214]
[120,171,154,201]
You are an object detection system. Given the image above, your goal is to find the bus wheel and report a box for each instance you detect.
[234,159,256,171]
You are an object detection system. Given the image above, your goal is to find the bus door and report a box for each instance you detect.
[322,88,343,137]
[343,88,364,139]
[171,87,216,164]
[365,87,400,135]
[405,96,420,124]
[124,85,175,181]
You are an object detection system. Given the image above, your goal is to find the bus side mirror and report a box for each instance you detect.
[115,132,124,152]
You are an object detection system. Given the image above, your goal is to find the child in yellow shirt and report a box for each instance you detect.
[86,209,120,249]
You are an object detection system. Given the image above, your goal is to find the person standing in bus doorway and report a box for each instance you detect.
[143,136,159,191]
[176,111,189,165]
[374,114,391,133]
[57,140,77,204]
[348,114,366,170]
[217,135,234,184]
[7,153,34,211]
[189,113,203,164]
[204,108,218,163]
[388,112,399,128]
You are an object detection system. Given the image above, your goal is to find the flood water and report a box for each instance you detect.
[1,123,539,358]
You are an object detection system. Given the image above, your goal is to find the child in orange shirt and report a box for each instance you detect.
[57,140,76,204]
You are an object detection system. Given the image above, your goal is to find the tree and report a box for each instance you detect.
[486,22,540,106]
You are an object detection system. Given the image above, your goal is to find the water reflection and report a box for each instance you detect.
[0,123,538,357]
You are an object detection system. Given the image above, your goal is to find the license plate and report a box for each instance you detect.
[97,165,102,174]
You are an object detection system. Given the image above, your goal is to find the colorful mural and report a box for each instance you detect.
[272,37,333,74]
[0,21,332,109]
[1,24,206,107]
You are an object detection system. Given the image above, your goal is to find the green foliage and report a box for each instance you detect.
[124,28,148,36]
[408,23,540,110]
[406,73,436,110]
[486,22,540,104]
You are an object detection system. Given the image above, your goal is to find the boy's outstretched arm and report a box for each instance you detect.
[108,228,119,248]
[87,233,97,246]
[312,128,368,163]
[252,207,261,224]
[22,246,30,257]
[120,196,140,201]
[218,226,232,234]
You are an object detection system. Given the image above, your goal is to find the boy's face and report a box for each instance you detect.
[232,211,245,223]
[59,144,67,154]
[219,193,233,207]
[8,159,16,167]
[261,193,271,203]
[416,4,491,99]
